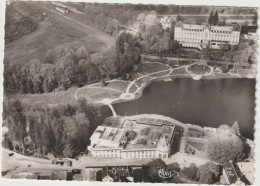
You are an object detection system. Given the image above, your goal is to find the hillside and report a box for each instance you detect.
[4,1,114,67]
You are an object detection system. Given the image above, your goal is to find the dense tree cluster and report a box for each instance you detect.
[5,42,94,93]
[180,163,197,180]
[142,158,167,182]
[180,162,220,184]
[2,100,27,154]
[207,126,244,164]
[80,3,211,37]
[115,33,142,77]
[137,13,181,57]
[4,32,142,93]
[196,162,220,184]
[141,159,221,184]
[2,98,104,158]
[220,39,257,67]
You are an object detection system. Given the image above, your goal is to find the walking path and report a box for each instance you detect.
[74,61,190,117]
[74,55,245,117]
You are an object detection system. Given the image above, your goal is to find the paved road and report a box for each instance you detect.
[142,54,249,67]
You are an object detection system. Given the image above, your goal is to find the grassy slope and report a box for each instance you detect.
[4,1,107,66]
[6,87,78,106]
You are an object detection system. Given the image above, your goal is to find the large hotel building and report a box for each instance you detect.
[174,23,240,50]
[88,117,177,160]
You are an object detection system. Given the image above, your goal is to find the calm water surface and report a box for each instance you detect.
[103,78,255,139]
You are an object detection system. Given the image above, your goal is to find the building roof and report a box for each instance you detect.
[90,117,175,151]
[175,22,240,32]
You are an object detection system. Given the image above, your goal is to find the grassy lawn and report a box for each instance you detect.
[170,67,188,75]
[7,87,78,105]
[129,84,138,93]
[139,63,169,75]
[186,141,206,152]
[77,87,121,102]
[135,76,153,87]
[106,81,129,92]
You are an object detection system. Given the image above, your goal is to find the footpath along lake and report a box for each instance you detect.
[102,78,256,140]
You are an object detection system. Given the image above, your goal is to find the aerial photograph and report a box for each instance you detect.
[1,0,258,184]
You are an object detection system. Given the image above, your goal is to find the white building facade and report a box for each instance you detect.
[174,23,240,50]
[88,120,175,160]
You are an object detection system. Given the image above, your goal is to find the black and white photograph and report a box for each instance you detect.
[0,0,259,185]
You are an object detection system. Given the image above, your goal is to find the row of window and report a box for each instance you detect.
[93,150,119,154]
[181,28,233,34]
[92,150,169,159]
[182,28,203,32]
[124,154,155,158]
[176,36,238,42]
[175,32,236,37]
[211,30,232,34]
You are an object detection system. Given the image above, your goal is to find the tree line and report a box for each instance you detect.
[2,98,105,158]
[140,158,221,184]
[135,12,182,57]
[4,33,142,94]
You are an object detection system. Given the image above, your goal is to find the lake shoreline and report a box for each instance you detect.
[111,73,255,105]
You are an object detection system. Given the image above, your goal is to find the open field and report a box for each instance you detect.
[139,62,170,75]
[4,1,113,66]
[6,87,78,106]
[106,81,129,92]
[77,87,121,102]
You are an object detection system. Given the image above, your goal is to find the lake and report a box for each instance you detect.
[109,78,255,140]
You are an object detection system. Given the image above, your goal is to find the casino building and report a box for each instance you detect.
[174,23,240,50]
[88,117,176,160]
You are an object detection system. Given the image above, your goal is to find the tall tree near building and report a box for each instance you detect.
[115,33,142,78]
[213,11,219,25]
[252,12,258,26]
[208,11,214,25]
[176,14,182,22]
